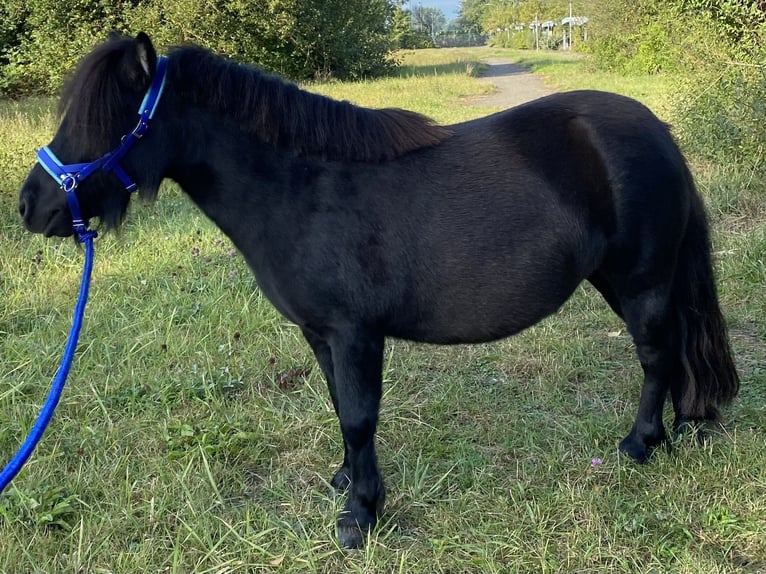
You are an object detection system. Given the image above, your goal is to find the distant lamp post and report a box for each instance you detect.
[529,15,540,50]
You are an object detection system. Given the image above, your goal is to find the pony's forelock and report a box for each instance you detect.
[59,37,141,156]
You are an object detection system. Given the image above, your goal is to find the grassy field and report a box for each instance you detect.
[1,47,764,573]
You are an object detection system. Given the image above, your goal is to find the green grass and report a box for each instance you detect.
[1,48,765,573]
[310,49,496,124]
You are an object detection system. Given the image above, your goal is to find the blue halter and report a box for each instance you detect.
[36,55,168,236]
[0,56,169,496]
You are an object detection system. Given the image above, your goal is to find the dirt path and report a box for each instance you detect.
[475,57,552,109]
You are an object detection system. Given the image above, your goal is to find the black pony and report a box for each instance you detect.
[19,33,739,548]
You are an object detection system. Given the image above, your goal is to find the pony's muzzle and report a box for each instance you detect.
[19,174,72,237]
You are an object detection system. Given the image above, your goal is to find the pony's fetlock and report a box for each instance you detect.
[672,417,713,445]
[330,465,351,493]
[336,497,381,549]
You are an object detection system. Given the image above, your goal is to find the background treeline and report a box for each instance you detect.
[0,0,435,95]
[590,0,765,176]
[459,0,766,178]
[2,0,764,178]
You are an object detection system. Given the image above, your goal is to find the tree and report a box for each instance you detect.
[390,2,435,48]
[0,0,400,95]
[411,5,447,40]
[457,0,487,33]
[459,0,571,36]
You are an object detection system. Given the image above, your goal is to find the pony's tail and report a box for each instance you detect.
[671,173,739,421]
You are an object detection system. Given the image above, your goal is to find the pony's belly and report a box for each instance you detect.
[386,286,576,345]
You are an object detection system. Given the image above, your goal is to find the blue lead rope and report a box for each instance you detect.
[0,54,167,495]
[0,229,96,494]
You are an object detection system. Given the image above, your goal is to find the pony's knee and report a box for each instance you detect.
[339,413,377,450]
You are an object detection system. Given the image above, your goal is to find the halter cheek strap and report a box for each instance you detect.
[35,56,168,237]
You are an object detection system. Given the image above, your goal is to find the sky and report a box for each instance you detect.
[408,0,462,19]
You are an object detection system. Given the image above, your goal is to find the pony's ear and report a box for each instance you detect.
[134,32,157,85]
[107,30,122,42]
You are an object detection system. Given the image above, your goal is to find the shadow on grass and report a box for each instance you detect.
[480,62,534,78]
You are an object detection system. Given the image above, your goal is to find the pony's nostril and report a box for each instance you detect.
[18,198,28,219]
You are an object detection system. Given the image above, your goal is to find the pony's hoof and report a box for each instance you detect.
[619,436,650,463]
[336,516,371,549]
[336,493,382,549]
[673,418,709,444]
[618,430,668,463]
[330,466,351,492]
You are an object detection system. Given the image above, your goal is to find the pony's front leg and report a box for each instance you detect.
[301,328,350,491]
[328,328,385,549]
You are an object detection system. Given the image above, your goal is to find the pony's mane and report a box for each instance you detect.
[59,40,451,162]
[167,46,452,162]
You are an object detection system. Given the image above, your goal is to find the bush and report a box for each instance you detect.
[669,2,766,177]
[674,49,766,176]
[489,31,534,50]
[0,0,398,96]
[584,0,766,178]
[626,21,677,74]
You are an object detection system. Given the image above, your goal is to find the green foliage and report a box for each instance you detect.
[1,0,126,95]
[0,0,28,66]
[456,0,486,34]
[468,0,571,33]
[675,61,766,176]
[628,20,677,74]
[586,0,679,74]
[587,0,765,73]
[674,3,765,178]
[0,485,79,530]
[489,29,535,49]
[680,0,766,50]
[582,0,766,179]
[390,5,434,49]
[0,0,398,95]
[241,0,396,80]
[468,0,586,51]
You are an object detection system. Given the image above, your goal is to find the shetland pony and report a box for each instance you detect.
[19,33,738,548]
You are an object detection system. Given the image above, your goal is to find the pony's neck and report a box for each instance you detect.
[164,111,297,243]
[165,46,451,163]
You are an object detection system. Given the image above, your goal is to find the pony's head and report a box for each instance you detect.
[19,32,163,237]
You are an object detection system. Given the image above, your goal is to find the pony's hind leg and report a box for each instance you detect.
[302,328,351,491]
[616,283,683,463]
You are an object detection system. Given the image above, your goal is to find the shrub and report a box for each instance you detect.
[0,0,398,96]
[585,0,766,178]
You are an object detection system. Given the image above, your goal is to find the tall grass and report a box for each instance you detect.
[0,48,764,573]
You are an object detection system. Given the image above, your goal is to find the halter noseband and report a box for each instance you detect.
[36,56,168,237]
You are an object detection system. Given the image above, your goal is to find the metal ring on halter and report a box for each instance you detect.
[61,175,78,192]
